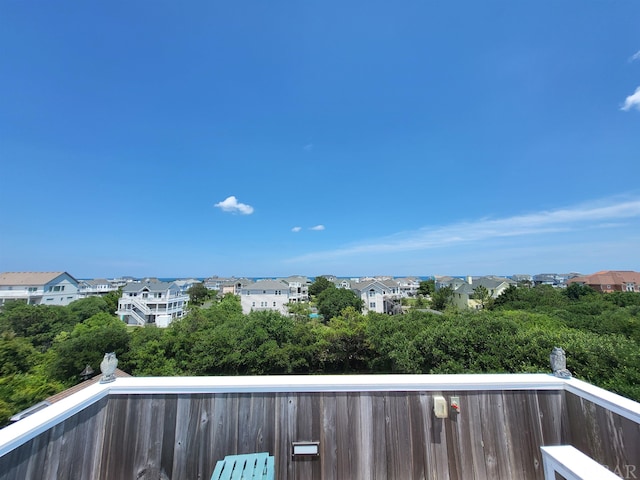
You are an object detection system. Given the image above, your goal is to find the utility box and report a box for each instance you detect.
[433,395,448,418]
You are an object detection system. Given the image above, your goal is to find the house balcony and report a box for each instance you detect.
[1,373,638,480]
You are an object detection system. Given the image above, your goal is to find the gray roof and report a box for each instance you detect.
[82,278,110,286]
[122,281,178,293]
[244,280,289,291]
[454,276,513,295]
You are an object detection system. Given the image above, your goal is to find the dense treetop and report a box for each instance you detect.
[1,284,639,426]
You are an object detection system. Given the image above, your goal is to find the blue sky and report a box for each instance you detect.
[1,1,639,278]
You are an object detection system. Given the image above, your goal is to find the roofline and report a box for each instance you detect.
[1,374,639,457]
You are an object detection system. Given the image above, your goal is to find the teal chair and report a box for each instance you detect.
[210,452,275,480]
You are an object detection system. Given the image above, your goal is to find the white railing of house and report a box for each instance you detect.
[127,308,147,326]
[541,446,624,480]
[130,298,152,315]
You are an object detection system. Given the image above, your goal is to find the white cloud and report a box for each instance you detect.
[303,143,314,151]
[214,196,254,215]
[310,225,325,231]
[621,86,640,111]
[291,226,302,232]
[629,50,640,62]
[288,197,640,262]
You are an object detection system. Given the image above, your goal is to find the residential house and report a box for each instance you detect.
[441,275,515,310]
[77,278,119,297]
[218,278,251,296]
[511,274,533,285]
[567,270,640,293]
[172,278,202,294]
[351,279,401,314]
[116,281,189,327]
[395,276,422,297]
[282,276,310,303]
[533,273,580,287]
[204,276,239,292]
[239,279,291,315]
[435,276,467,292]
[0,272,80,306]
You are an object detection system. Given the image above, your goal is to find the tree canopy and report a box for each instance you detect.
[308,276,334,297]
[316,287,364,321]
[1,286,640,426]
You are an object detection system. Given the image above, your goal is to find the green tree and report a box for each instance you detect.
[67,296,111,322]
[125,326,179,376]
[0,333,39,376]
[316,287,363,321]
[417,279,435,297]
[308,276,334,297]
[564,282,595,301]
[286,301,312,321]
[431,286,454,311]
[320,307,371,372]
[0,302,74,349]
[186,282,212,306]
[102,289,122,315]
[472,285,492,309]
[49,312,130,385]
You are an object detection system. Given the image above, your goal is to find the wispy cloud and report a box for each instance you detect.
[621,86,640,111]
[303,143,314,152]
[629,50,640,62]
[288,197,640,263]
[310,225,325,231]
[214,196,254,215]
[291,226,302,232]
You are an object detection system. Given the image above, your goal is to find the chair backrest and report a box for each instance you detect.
[210,452,275,480]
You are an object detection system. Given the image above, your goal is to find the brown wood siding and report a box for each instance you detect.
[565,391,640,476]
[0,389,635,480]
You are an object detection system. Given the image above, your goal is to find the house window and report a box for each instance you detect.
[273,302,277,307]
[252,302,255,307]
[27,287,37,292]
[369,302,376,308]
[368,289,375,297]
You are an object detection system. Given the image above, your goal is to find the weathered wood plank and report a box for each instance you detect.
[320,392,338,480]
[371,392,388,480]
[501,391,528,479]
[385,392,414,479]
[5,388,638,480]
[447,391,476,480]
[466,392,488,480]
[523,389,545,479]
[160,394,178,478]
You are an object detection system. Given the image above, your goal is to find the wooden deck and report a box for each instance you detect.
[0,377,638,480]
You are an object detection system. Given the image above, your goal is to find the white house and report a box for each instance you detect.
[0,272,80,306]
[442,276,515,310]
[351,279,401,314]
[395,276,422,297]
[282,276,310,303]
[116,281,189,327]
[239,280,291,315]
[77,278,119,297]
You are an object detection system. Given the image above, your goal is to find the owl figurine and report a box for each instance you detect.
[100,352,118,383]
[550,347,571,379]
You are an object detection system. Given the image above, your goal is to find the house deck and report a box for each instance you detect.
[0,374,638,479]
